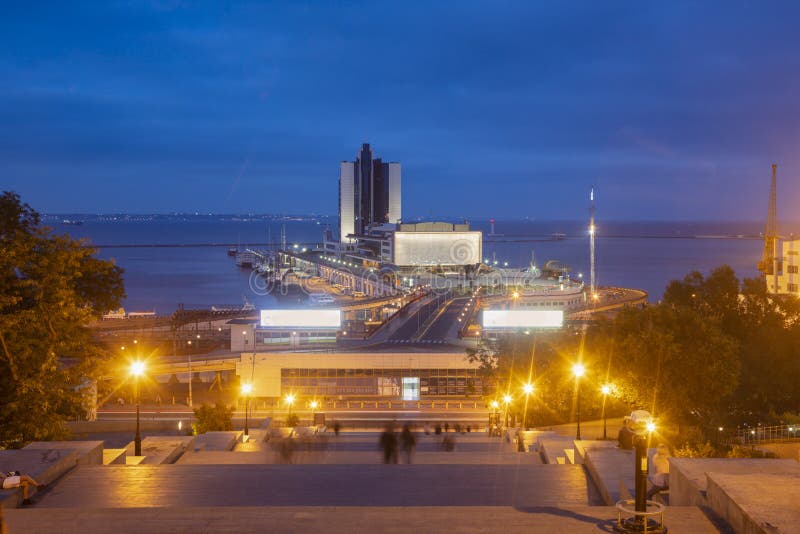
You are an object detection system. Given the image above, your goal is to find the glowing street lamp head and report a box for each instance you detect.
[130,360,145,377]
[490,400,499,409]
[285,394,295,406]
[310,400,319,410]
[522,383,534,395]
[241,383,252,395]
[601,384,611,396]
[503,394,512,404]
[512,291,520,299]
[646,421,656,433]
[572,363,586,378]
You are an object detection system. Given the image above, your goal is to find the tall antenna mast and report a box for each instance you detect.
[589,187,596,298]
[281,223,286,251]
[759,164,778,278]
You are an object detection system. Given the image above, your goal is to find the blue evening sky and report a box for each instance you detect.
[2,1,800,220]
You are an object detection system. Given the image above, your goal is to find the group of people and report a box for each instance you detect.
[379,423,417,463]
[617,416,670,500]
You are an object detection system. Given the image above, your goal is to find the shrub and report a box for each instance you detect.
[286,413,300,428]
[673,441,718,458]
[727,446,776,459]
[192,402,233,434]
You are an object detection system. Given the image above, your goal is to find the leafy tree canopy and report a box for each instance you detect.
[0,192,125,446]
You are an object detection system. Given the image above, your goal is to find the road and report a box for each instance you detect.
[419,297,471,341]
[387,292,450,341]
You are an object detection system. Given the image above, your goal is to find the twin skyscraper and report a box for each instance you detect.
[339,143,401,242]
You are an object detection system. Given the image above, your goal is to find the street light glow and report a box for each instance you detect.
[241,383,252,395]
[310,400,319,410]
[130,360,145,377]
[601,384,611,395]
[490,400,499,409]
[646,421,656,433]
[285,394,295,406]
[572,363,586,378]
[503,394,512,404]
[522,383,534,395]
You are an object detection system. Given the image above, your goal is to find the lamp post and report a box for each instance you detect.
[601,384,612,440]
[490,400,500,436]
[130,360,146,456]
[310,400,319,425]
[285,393,295,424]
[241,383,252,441]
[186,339,193,408]
[522,382,533,426]
[572,363,585,440]
[503,394,512,429]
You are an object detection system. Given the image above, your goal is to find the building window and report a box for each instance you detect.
[789,283,799,292]
[789,265,799,274]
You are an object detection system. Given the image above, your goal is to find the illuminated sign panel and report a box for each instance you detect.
[482,310,563,329]
[393,232,482,266]
[260,309,341,329]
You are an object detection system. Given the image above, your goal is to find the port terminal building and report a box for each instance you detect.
[236,351,483,400]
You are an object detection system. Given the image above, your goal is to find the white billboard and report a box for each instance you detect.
[393,232,482,266]
[482,310,563,329]
[260,309,341,329]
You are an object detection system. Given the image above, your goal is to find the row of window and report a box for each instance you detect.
[281,368,480,378]
[281,376,484,396]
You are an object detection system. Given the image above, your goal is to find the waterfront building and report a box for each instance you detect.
[339,143,402,242]
[236,351,483,399]
[353,221,482,268]
[768,238,800,296]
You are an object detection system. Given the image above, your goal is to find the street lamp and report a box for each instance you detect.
[130,360,146,456]
[601,383,612,440]
[572,363,585,440]
[241,383,252,441]
[285,394,295,417]
[521,383,534,437]
[310,400,319,424]
[503,394,512,429]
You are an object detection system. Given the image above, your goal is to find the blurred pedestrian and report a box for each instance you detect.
[379,424,398,464]
[333,421,341,437]
[401,423,417,464]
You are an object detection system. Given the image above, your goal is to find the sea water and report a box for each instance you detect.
[50,218,765,314]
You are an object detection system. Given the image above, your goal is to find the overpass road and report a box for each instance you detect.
[419,297,471,341]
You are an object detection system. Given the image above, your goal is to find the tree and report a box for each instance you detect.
[0,192,124,446]
[192,402,234,434]
[664,266,800,420]
[588,304,739,428]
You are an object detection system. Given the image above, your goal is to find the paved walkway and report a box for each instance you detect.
[35,463,593,508]
[5,505,722,533]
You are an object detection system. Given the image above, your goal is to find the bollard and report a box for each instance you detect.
[634,434,649,512]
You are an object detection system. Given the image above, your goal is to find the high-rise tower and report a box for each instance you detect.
[339,143,401,242]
